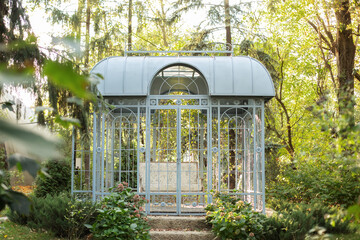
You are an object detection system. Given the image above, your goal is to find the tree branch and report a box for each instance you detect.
[355,71,360,82]
[317,15,335,52]
[307,19,334,52]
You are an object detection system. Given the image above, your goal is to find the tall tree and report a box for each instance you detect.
[224,0,232,53]
[306,0,359,129]
[128,0,133,50]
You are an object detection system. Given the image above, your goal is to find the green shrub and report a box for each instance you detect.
[88,182,150,240]
[34,159,71,198]
[65,198,98,239]
[262,200,354,240]
[268,158,360,208]
[205,194,354,240]
[205,193,268,240]
[7,193,97,239]
[7,192,70,236]
[26,192,71,237]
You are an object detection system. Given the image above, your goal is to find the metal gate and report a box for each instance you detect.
[71,61,267,215]
[145,97,210,215]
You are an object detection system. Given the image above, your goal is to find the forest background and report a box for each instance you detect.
[0,0,359,231]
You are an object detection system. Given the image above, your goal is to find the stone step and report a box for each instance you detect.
[150,230,215,240]
[148,216,211,231]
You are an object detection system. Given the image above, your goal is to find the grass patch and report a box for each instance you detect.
[330,233,360,240]
[0,220,63,240]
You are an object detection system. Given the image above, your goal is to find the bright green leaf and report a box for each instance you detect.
[44,60,94,100]
[55,115,81,128]
[84,224,93,229]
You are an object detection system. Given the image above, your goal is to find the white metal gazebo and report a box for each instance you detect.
[72,51,275,215]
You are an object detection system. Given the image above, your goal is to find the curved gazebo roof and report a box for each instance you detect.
[91,56,275,99]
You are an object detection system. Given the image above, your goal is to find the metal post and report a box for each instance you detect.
[92,112,97,202]
[252,105,257,210]
[208,104,212,204]
[261,101,266,213]
[71,127,75,197]
[145,100,151,213]
[101,113,106,198]
[176,106,181,214]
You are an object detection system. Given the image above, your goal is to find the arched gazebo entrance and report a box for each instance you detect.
[71,52,275,215]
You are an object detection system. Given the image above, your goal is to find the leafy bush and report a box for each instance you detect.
[7,192,70,236]
[34,159,71,198]
[205,193,268,240]
[65,198,98,239]
[26,193,71,236]
[88,182,150,240]
[262,200,354,240]
[268,158,360,208]
[205,194,354,240]
[7,193,97,239]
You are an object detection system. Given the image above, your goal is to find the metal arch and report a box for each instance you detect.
[168,83,192,95]
[149,64,209,95]
[104,106,138,120]
[220,107,253,122]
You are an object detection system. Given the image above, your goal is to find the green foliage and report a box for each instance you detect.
[205,194,354,240]
[205,193,268,240]
[268,158,360,208]
[347,202,360,225]
[7,193,97,239]
[7,193,70,236]
[44,60,94,101]
[34,159,71,198]
[65,199,98,239]
[88,182,150,240]
[263,201,354,240]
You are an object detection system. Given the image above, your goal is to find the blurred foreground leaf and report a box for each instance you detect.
[55,115,80,128]
[0,118,60,160]
[0,188,31,215]
[7,190,31,215]
[0,67,34,87]
[66,96,84,106]
[7,154,41,178]
[35,106,54,113]
[44,61,94,100]
[1,101,15,112]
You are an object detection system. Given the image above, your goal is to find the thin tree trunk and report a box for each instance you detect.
[35,86,45,126]
[76,0,84,68]
[229,129,236,189]
[128,0,132,51]
[85,0,91,67]
[159,0,168,47]
[224,0,232,55]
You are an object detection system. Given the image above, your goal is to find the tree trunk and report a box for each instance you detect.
[335,0,355,128]
[35,86,45,126]
[229,128,236,189]
[84,0,91,67]
[128,0,132,51]
[224,0,232,55]
[76,0,84,68]
[159,0,168,47]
